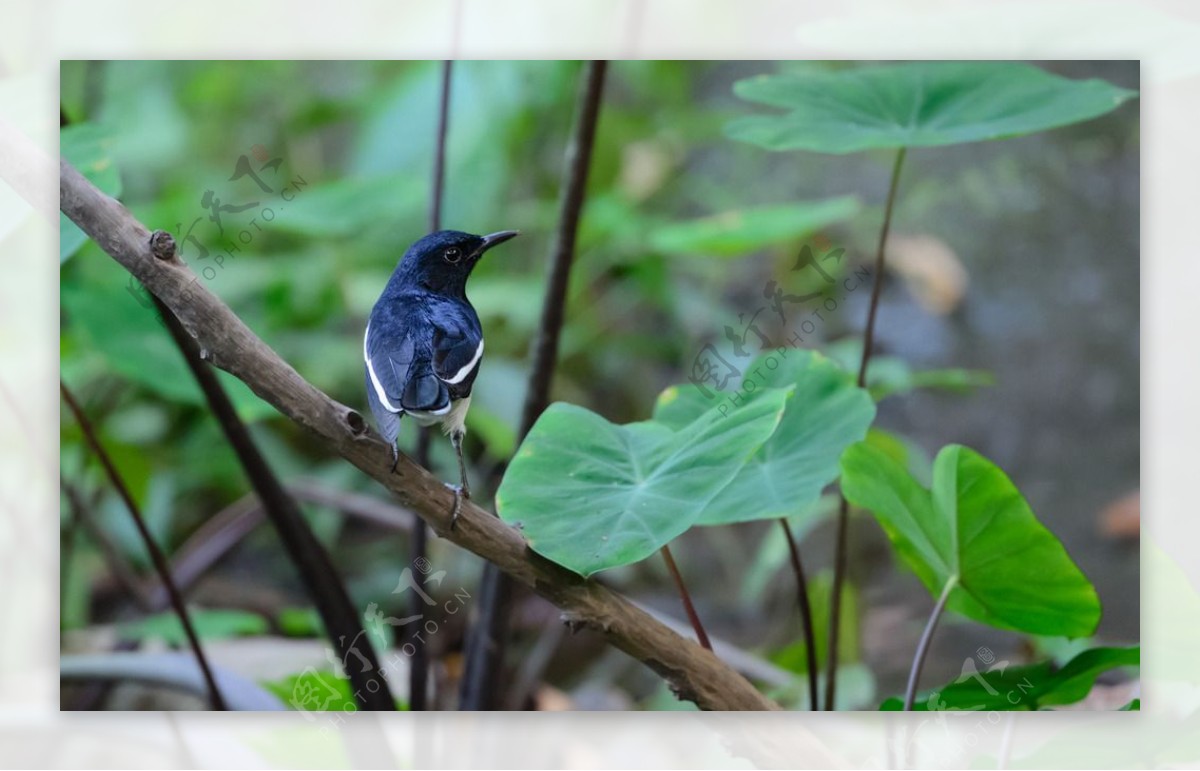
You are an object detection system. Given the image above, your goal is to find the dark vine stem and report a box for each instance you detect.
[903,575,957,711]
[409,58,454,714]
[825,146,907,711]
[660,545,712,651]
[779,518,818,710]
[151,294,394,711]
[60,382,228,711]
[459,59,608,711]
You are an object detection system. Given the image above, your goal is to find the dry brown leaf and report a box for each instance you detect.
[887,233,969,314]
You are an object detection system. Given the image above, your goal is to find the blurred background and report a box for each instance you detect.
[58,60,1139,710]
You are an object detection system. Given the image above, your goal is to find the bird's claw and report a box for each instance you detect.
[389,445,400,474]
[445,483,469,530]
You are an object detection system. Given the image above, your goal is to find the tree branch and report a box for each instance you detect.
[59,156,778,711]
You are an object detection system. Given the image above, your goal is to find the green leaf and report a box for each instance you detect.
[769,571,860,672]
[863,360,994,401]
[841,443,1101,637]
[1120,698,1140,711]
[262,669,364,712]
[61,282,277,421]
[826,341,993,402]
[277,607,324,638]
[61,124,123,262]
[650,197,860,257]
[881,646,1138,711]
[118,608,268,645]
[726,62,1136,154]
[653,349,875,525]
[269,173,423,237]
[738,495,838,604]
[497,389,792,577]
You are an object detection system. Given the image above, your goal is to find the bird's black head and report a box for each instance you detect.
[393,229,519,296]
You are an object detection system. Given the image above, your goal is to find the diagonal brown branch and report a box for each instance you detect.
[59,156,778,712]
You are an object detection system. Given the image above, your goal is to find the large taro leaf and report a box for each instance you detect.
[496,388,792,577]
[880,646,1138,711]
[726,61,1136,154]
[61,123,123,261]
[841,442,1100,637]
[653,350,875,525]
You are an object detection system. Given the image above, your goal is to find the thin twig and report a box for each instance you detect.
[460,59,608,711]
[143,493,263,612]
[61,478,155,612]
[779,518,819,710]
[151,293,395,711]
[111,483,415,611]
[903,575,957,711]
[503,615,567,710]
[826,146,907,710]
[59,155,778,710]
[660,545,711,651]
[429,60,452,232]
[60,382,228,711]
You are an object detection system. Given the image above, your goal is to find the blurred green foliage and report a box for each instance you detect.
[59,61,1138,711]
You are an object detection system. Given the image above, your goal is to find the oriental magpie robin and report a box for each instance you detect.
[364,229,519,525]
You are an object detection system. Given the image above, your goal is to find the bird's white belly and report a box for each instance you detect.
[408,396,471,436]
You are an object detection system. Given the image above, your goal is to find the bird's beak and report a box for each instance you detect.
[476,230,520,257]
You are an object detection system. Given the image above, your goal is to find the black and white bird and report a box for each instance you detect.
[364,229,519,524]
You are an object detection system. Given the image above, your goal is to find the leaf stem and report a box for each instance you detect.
[60,381,228,711]
[779,518,819,710]
[826,146,907,711]
[660,544,712,651]
[903,575,957,711]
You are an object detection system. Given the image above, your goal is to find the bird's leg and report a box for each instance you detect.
[447,430,470,529]
[390,443,400,474]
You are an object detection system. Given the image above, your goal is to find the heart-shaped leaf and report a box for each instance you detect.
[650,197,860,257]
[880,646,1138,711]
[497,389,792,577]
[726,62,1136,154]
[61,124,123,262]
[841,442,1101,637]
[654,349,875,525]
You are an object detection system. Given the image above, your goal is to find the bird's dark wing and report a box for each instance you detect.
[364,321,415,411]
[365,309,452,418]
[430,308,484,400]
[364,363,402,446]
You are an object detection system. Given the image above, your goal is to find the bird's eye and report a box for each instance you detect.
[444,247,462,264]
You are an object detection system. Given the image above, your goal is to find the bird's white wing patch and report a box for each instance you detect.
[442,339,484,385]
[364,323,401,413]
